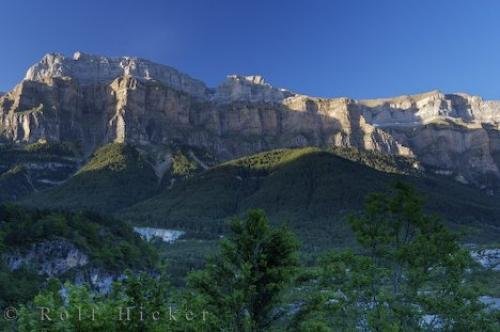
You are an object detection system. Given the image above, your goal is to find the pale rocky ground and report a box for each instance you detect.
[480,296,500,311]
[471,248,500,271]
[470,248,500,311]
[133,227,185,243]
[3,52,500,191]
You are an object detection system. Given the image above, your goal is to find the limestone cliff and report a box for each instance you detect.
[2,52,500,191]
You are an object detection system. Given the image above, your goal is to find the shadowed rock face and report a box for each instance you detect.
[4,239,88,277]
[2,52,500,191]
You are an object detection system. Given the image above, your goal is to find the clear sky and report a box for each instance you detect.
[2,0,500,99]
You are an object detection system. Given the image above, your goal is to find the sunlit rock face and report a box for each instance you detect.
[133,227,185,243]
[2,52,500,190]
[24,52,209,98]
[214,74,294,103]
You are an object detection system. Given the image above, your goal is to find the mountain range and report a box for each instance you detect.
[3,52,500,191]
[1,52,500,249]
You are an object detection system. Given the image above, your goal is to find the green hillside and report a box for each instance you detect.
[18,144,500,252]
[0,165,33,201]
[118,147,500,252]
[0,142,80,202]
[22,143,158,213]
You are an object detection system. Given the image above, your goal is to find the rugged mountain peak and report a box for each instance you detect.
[246,75,265,85]
[355,90,500,126]
[24,51,209,98]
[214,74,295,103]
[3,51,500,192]
[227,74,267,85]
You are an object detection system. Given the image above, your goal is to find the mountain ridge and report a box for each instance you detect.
[2,51,500,193]
[20,51,500,105]
[116,146,500,248]
[19,144,500,249]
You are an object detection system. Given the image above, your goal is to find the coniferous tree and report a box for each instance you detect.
[296,183,497,331]
[189,209,299,331]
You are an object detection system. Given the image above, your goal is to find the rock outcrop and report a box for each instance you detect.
[3,238,125,293]
[2,52,500,191]
[4,239,88,276]
[25,52,209,98]
[471,249,500,271]
[214,75,294,103]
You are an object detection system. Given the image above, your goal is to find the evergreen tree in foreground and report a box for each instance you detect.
[17,273,220,332]
[189,209,300,331]
[296,182,498,331]
[12,194,499,331]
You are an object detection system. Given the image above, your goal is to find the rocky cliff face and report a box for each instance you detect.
[215,74,294,103]
[2,52,500,191]
[25,52,209,98]
[3,239,125,293]
[4,239,88,277]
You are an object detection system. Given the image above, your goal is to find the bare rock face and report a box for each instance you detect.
[471,248,500,271]
[25,52,209,98]
[4,239,88,277]
[214,74,294,103]
[2,52,500,191]
[3,239,125,293]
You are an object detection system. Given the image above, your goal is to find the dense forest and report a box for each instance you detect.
[1,184,499,331]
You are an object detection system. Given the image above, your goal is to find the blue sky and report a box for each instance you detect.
[1,0,500,99]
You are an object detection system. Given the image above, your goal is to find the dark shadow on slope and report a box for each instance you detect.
[117,148,500,255]
[20,144,158,214]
